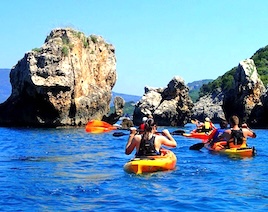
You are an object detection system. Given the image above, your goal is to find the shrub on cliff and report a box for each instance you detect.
[199,45,268,97]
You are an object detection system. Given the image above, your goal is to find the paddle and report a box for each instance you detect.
[189,142,206,150]
[85,120,117,133]
[113,132,129,137]
[189,138,212,150]
[191,119,198,124]
[171,129,185,135]
[112,129,186,137]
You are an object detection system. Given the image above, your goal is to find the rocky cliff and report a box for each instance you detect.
[0,28,117,127]
[223,59,266,126]
[191,89,225,123]
[133,76,193,126]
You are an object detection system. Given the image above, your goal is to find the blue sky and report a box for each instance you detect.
[1,0,268,96]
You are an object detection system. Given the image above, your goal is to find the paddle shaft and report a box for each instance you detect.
[113,129,185,137]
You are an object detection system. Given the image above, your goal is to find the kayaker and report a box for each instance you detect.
[138,116,148,132]
[194,117,215,133]
[125,118,177,156]
[193,119,204,132]
[208,119,229,151]
[222,115,256,148]
[202,117,216,133]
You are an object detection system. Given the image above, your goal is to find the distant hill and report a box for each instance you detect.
[0,69,11,103]
[187,79,213,102]
[112,80,213,105]
[111,92,141,105]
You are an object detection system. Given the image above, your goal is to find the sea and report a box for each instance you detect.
[0,123,267,212]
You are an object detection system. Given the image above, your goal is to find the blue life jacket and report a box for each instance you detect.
[212,128,226,142]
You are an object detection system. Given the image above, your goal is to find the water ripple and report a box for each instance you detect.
[0,126,267,211]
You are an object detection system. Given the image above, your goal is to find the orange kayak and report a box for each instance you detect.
[124,149,177,174]
[183,129,217,140]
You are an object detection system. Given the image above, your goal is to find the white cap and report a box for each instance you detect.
[130,127,137,131]
[142,117,148,122]
[205,117,210,122]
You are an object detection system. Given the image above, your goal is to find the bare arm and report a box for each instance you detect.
[125,127,138,155]
[160,129,177,148]
[243,128,256,138]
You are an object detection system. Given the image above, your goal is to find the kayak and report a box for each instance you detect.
[85,120,117,133]
[183,129,217,140]
[219,147,256,157]
[124,149,177,174]
[204,143,256,158]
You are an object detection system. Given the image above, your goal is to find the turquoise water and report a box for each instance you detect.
[0,124,267,211]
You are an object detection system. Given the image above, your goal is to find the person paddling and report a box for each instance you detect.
[222,116,256,148]
[125,118,177,156]
[208,119,229,151]
[138,116,148,132]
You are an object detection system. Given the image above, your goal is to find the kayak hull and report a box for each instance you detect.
[205,143,256,158]
[124,149,177,174]
[183,129,217,140]
[219,147,256,157]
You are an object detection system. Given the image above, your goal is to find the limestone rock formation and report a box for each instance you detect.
[133,76,193,126]
[191,89,225,123]
[0,28,116,127]
[102,96,125,124]
[223,59,266,125]
[121,118,134,129]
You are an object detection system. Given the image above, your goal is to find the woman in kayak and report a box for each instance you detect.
[125,118,177,156]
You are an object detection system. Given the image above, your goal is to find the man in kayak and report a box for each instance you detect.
[222,115,256,148]
[125,118,177,156]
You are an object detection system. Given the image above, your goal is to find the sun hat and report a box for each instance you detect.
[142,117,148,122]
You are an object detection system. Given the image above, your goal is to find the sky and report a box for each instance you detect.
[1,0,268,96]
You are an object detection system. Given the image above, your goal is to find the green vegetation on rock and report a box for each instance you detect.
[110,101,136,116]
[199,45,268,97]
[251,45,268,87]
[188,79,213,102]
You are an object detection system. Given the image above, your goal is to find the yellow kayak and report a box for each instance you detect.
[219,147,256,157]
[124,149,177,174]
[204,143,256,158]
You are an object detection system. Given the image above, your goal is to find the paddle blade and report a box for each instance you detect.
[113,132,128,137]
[172,129,185,135]
[86,120,113,128]
[85,120,116,133]
[85,126,117,133]
[189,143,205,150]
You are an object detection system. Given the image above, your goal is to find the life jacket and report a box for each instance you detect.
[202,121,212,133]
[136,135,159,156]
[228,128,247,148]
[212,128,225,140]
